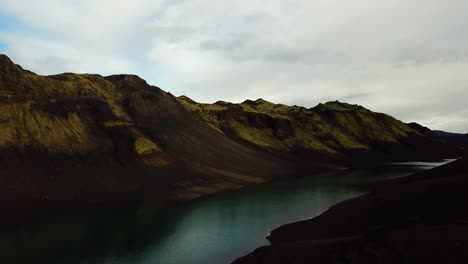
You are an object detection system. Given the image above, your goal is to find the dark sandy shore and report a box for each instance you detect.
[233,156,468,264]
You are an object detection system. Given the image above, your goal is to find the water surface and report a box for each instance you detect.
[0,160,452,264]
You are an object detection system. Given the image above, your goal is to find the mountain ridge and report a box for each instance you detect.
[0,54,462,213]
[177,95,460,162]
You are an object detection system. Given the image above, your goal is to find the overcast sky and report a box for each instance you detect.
[0,0,467,132]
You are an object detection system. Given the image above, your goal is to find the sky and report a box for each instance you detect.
[0,0,467,133]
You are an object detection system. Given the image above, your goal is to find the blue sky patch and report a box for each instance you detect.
[0,42,7,52]
[0,13,44,37]
[0,14,19,32]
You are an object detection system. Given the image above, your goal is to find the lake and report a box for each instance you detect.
[0,160,452,264]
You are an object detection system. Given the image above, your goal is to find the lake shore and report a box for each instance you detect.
[0,160,451,264]
[232,156,468,264]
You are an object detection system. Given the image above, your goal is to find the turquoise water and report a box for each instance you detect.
[0,161,451,264]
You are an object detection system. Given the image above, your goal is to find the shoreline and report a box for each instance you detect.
[232,156,468,264]
[0,158,451,224]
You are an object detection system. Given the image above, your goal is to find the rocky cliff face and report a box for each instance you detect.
[0,54,461,212]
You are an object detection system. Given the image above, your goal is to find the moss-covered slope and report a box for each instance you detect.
[178,96,459,160]
[0,54,460,211]
[0,54,288,209]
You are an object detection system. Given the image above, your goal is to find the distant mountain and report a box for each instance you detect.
[433,130,468,151]
[0,54,460,212]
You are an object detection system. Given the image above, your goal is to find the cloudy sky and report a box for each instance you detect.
[0,0,467,132]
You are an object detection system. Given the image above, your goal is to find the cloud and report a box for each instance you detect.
[0,0,467,132]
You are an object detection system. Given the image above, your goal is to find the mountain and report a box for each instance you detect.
[0,54,291,212]
[232,156,468,264]
[434,130,468,150]
[178,96,459,163]
[0,54,460,212]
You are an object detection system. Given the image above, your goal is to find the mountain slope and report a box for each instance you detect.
[0,54,288,211]
[178,96,459,162]
[0,54,460,212]
[434,130,468,150]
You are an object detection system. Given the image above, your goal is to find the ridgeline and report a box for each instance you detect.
[0,54,462,214]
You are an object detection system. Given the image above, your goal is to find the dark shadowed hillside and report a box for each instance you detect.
[434,130,468,151]
[0,54,289,212]
[0,54,461,213]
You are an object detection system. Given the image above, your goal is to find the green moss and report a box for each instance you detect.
[134,138,170,167]
[228,120,288,150]
[134,137,161,155]
[292,128,336,153]
[177,97,226,134]
[317,101,362,111]
[177,92,428,154]
[102,120,133,127]
[240,100,292,119]
[0,55,429,158]
[179,96,418,153]
[0,102,92,153]
[178,98,203,112]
